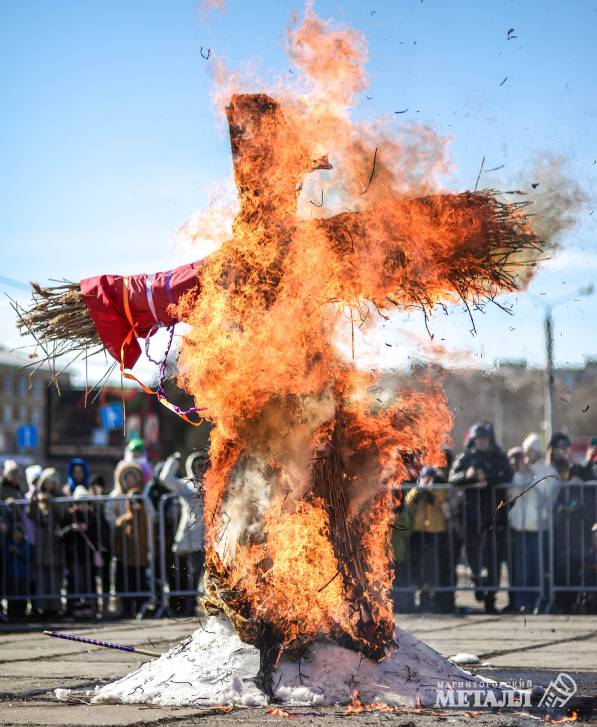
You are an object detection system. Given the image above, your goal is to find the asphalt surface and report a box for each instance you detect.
[0,610,596,726]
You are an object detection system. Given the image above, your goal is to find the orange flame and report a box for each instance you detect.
[344,690,364,715]
[175,4,548,652]
[267,706,292,717]
[544,711,579,724]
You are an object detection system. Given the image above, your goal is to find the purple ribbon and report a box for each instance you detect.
[142,268,204,419]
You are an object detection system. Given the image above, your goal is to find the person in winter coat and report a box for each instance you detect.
[113,472,151,618]
[28,468,65,618]
[159,451,207,615]
[1,460,35,551]
[118,438,152,485]
[507,436,559,613]
[405,467,454,613]
[88,474,106,494]
[449,421,513,613]
[144,461,180,608]
[581,523,597,613]
[3,524,33,621]
[1,460,26,616]
[1,460,24,501]
[548,432,585,482]
[64,458,90,495]
[105,462,149,526]
[391,486,414,613]
[549,432,596,612]
[24,465,42,500]
[581,438,597,481]
[85,477,112,601]
[105,461,153,616]
[59,486,107,618]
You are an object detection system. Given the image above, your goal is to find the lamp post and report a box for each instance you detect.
[529,285,594,441]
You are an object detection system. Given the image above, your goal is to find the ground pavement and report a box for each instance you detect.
[0,612,596,726]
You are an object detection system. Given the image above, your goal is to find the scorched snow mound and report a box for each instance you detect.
[93,615,500,707]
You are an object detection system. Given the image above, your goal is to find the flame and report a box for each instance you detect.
[267,706,292,717]
[226,498,351,645]
[344,695,426,715]
[344,690,363,715]
[175,3,555,655]
[545,712,579,724]
[287,1,368,111]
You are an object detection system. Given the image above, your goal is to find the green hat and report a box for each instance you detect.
[127,437,145,452]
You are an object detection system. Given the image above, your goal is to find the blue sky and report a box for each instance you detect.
[1,0,596,384]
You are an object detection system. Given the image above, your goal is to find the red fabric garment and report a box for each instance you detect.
[80,260,204,368]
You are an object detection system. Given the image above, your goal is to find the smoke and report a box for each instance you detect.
[196,0,225,18]
[174,179,239,260]
[523,155,586,248]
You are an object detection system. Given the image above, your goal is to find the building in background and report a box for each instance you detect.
[4,341,595,474]
[0,345,70,465]
[385,359,597,456]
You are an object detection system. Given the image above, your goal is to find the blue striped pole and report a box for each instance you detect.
[43,630,161,658]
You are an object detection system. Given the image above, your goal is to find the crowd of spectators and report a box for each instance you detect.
[1,426,597,622]
[0,440,208,622]
[392,423,597,616]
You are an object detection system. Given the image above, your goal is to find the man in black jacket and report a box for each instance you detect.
[449,422,513,613]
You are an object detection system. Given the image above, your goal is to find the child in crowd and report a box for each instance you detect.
[28,468,64,619]
[406,467,454,613]
[59,486,107,618]
[4,525,33,621]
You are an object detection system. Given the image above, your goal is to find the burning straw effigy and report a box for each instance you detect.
[17,4,577,710]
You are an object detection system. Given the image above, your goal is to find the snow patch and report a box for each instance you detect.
[93,616,507,707]
[449,653,481,665]
[54,688,74,701]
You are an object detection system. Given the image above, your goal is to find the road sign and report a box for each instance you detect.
[16,424,39,450]
[99,402,124,431]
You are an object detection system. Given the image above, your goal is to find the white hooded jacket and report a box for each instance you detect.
[508,460,559,532]
[159,452,205,555]
[104,461,154,526]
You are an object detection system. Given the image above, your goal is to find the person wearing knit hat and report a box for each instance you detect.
[28,467,64,619]
[120,438,152,484]
[448,421,513,613]
[58,483,108,618]
[3,459,19,478]
[522,433,544,456]
[72,484,88,500]
[112,463,151,618]
[405,464,453,613]
[549,431,596,612]
[1,459,36,550]
[1,459,23,501]
[24,464,42,500]
[159,451,208,615]
[507,436,559,613]
[547,431,584,481]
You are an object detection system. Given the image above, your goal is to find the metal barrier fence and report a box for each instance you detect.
[155,493,203,618]
[393,481,597,613]
[0,494,156,620]
[1,482,596,619]
[550,480,597,611]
